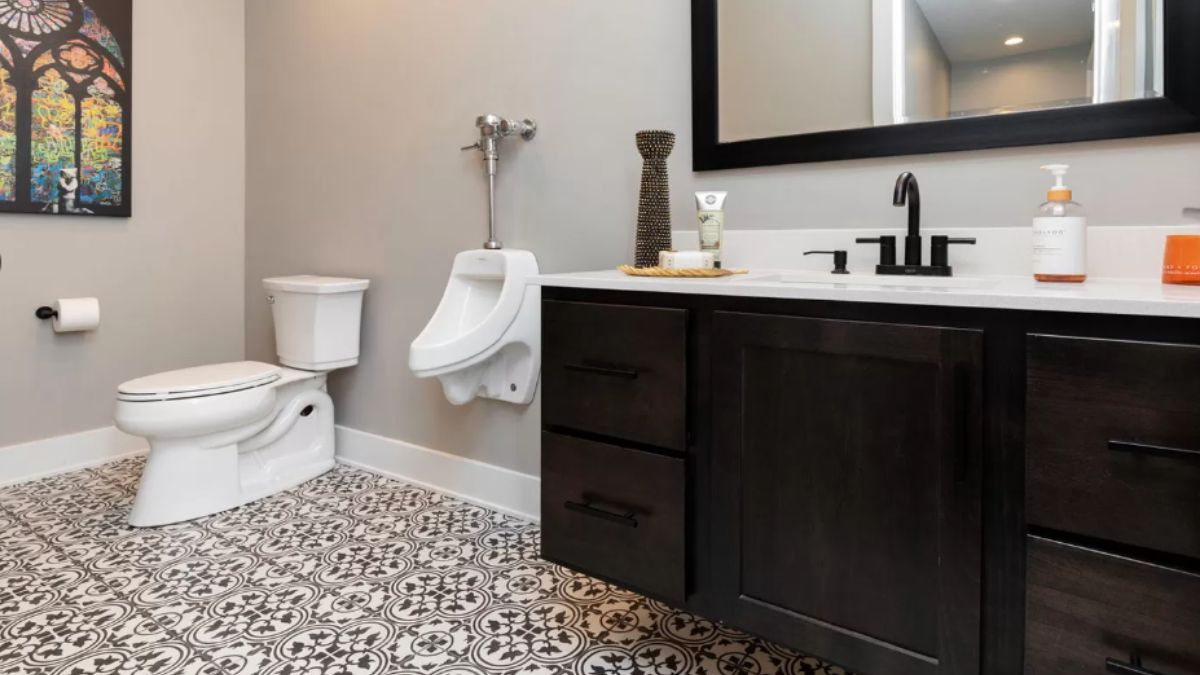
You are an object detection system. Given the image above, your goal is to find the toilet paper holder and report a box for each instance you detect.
[35,298,102,333]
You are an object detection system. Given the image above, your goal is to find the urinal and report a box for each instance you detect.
[409,249,540,405]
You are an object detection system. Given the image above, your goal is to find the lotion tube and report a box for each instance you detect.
[696,191,728,267]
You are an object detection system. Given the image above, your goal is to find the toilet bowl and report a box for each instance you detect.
[409,249,540,405]
[115,275,368,527]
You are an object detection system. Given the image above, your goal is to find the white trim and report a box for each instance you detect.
[334,425,540,523]
[891,0,907,124]
[1134,0,1148,97]
[1093,0,1121,104]
[871,0,903,126]
[0,426,147,487]
[1153,0,1164,95]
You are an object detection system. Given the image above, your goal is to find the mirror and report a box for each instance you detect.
[693,0,1199,170]
[718,0,1165,143]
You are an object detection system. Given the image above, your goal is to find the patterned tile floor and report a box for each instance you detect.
[0,457,847,675]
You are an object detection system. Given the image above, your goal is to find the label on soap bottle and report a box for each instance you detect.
[699,211,724,259]
[1032,216,1087,276]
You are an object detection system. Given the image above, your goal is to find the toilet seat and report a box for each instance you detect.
[118,362,282,402]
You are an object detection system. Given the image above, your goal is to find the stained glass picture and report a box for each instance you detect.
[0,0,129,217]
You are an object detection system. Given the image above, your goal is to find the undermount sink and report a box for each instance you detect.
[771,272,996,290]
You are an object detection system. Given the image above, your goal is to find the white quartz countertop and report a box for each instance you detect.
[530,270,1200,319]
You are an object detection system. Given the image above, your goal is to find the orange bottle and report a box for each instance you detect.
[1163,235,1200,285]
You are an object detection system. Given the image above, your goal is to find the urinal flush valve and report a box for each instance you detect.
[461,114,537,250]
[462,115,537,171]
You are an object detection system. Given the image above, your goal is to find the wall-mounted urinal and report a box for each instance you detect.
[409,248,540,405]
[411,114,541,406]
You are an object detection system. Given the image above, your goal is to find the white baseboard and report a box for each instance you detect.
[0,425,541,523]
[335,425,540,523]
[0,427,147,487]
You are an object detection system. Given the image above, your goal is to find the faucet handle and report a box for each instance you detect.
[804,250,850,275]
[931,236,976,268]
[855,236,897,266]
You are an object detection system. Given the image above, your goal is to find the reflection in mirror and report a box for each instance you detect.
[717,0,1164,143]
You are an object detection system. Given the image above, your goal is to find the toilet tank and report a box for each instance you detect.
[263,276,370,371]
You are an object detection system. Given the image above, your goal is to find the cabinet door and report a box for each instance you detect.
[711,312,982,675]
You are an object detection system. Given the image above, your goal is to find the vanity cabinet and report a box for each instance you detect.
[538,287,1200,675]
[1026,335,1200,559]
[542,300,688,451]
[710,313,982,675]
[541,432,686,602]
[1025,536,1200,675]
[1024,334,1200,674]
[540,299,691,603]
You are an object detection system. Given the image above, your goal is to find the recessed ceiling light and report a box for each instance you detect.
[1005,36,1025,46]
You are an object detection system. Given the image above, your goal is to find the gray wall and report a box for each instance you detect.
[0,0,246,448]
[904,0,951,123]
[245,0,1200,477]
[717,0,873,141]
[952,44,1092,114]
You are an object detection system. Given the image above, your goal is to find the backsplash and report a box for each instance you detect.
[674,225,1200,279]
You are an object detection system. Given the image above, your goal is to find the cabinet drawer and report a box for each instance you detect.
[541,432,686,602]
[543,300,688,451]
[1026,536,1200,675]
[1027,335,1200,558]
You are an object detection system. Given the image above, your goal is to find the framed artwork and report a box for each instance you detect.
[0,0,130,217]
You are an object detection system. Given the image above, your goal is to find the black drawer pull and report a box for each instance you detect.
[1106,653,1165,675]
[564,363,639,380]
[1109,440,1200,461]
[565,499,639,528]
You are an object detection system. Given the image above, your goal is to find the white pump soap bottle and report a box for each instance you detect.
[1032,164,1087,283]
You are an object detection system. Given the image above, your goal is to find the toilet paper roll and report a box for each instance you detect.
[52,297,100,333]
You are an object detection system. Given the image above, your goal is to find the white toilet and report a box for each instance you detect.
[409,249,540,405]
[115,275,369,527]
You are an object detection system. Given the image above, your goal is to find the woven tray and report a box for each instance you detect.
[618,265,748,278]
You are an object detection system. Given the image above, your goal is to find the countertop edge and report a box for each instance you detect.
[529,272,1200,320]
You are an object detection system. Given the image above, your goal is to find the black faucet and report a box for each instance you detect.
[894,172,922,266]
[855,171,976,277]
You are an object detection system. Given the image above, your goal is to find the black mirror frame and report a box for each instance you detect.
[692,0,1200,171]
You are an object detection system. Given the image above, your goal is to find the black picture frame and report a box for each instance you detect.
[691,0,1200,171]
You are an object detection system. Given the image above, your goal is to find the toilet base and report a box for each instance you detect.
[127,379,337,528]
[127,448,334,528]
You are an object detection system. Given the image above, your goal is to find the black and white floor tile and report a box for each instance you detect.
[0,457,850,675]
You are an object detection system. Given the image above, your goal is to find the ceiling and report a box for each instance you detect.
[914,0,1095,63]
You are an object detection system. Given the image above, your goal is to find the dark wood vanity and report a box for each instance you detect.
[539,287,1200,675]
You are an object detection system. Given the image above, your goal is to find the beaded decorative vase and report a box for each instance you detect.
[634,130,676,268]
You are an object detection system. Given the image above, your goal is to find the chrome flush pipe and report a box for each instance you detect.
[462,114,537,250]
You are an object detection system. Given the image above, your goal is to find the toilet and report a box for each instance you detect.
[409,249,540,405]
[115,275,369,527]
